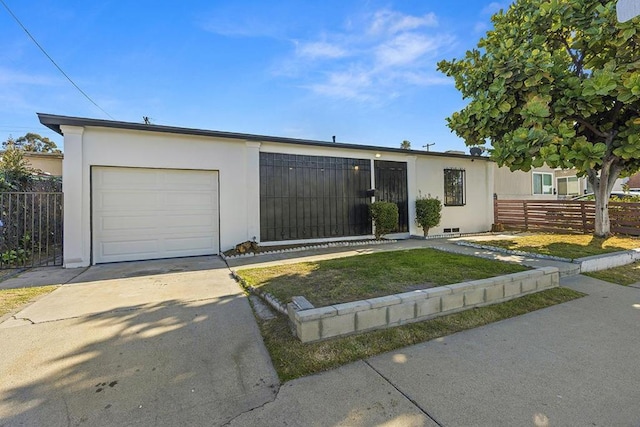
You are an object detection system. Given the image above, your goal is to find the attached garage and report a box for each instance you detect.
[92,167,219,264]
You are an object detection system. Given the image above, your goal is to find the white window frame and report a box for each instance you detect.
[557,176,580,196]
[532,172,554,195]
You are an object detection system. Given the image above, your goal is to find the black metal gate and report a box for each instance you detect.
[374,160,409,232]
[260,153,372,241]
[0,192,63,269]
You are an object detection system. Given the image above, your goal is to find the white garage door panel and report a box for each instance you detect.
[93,167,219,263]
[98,192,159,210]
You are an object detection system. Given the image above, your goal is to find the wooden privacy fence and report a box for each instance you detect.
[494,199,640,236]
[0,192,63,269]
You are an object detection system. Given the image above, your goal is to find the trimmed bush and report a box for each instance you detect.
[415,195,442,236]
[370,201,399,239]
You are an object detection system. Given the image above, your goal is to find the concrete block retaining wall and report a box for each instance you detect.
[578,248,640,273]
[288,267,559,343]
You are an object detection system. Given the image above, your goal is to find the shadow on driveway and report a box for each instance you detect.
[0,256,279,427]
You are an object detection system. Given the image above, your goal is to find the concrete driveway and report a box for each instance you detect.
[0,256,279,427]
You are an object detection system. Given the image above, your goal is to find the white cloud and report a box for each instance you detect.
[375,33,444,67]
[473,2,508,34]
[481,2,507,15]
[0,68,58,86]
[397,71,452,86]
[369,10,438,35]
[474,22,489,33]
[307,69,373,100]
[278,8,454,101]
[296,42,348,59]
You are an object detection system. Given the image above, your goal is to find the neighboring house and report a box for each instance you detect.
[23,151,63,177]
[494,165,623,200]
[0,150,63,177]
[38,113,495,268]
[624,172,640,190]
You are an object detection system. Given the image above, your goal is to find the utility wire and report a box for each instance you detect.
[1,0,115,120]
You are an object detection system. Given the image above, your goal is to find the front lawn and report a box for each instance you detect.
[237,248,529,307]
[474,233,640,260]
[258,287,584,382]
[0,285,58,317]
[584,262,640,286]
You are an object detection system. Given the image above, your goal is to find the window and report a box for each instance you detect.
[557,176,580,196]
[444,169,465,206]
[533,172,553,195]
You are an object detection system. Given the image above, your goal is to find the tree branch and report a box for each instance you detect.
[559,36,583,76]
[609,100,624,124]
[570,117,608,138]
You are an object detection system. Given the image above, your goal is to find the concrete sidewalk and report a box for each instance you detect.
[229,273,640,426]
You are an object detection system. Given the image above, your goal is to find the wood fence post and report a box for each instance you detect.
[581,202,587,234]
[523,201,528,231]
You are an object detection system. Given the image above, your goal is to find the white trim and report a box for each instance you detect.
[532,171,554,195]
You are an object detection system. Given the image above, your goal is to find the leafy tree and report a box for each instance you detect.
[3,133,61,153]
[438,0,640,237]
[400,140,412,149]
[0,145,35,191]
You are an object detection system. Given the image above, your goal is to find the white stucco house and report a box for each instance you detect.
[38,113,495,268]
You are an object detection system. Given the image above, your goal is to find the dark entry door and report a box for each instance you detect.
[374,160,409,232]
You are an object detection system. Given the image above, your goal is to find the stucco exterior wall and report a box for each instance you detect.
[494,165,557,200]
[24,153,63,176]
[62,125,256,267]
[415,156,494,234]
[61,124,494,267]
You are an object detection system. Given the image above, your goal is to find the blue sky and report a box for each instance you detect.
[0,0,508,152]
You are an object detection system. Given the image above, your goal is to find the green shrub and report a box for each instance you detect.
[370,201,399,239]
[415,195,442,236]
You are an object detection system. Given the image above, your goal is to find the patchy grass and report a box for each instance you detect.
[237,248,528,306]
[0,286,58,317]
[477,233,640,260]
[257,287,584,382]
[584,262,640,286]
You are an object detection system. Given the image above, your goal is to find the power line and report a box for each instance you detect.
[0,0,115,120]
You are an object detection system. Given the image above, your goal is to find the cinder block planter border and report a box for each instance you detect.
[288,267,560,343]
[455,241,640,274]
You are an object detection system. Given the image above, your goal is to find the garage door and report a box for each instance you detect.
[92,167,219,264]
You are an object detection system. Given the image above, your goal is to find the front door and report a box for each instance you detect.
[374,160,409,232]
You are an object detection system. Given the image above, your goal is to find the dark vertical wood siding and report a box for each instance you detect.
[374,160,409,232]
[260,153,372,241]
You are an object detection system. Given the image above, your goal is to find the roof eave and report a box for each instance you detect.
[36,113,490,161]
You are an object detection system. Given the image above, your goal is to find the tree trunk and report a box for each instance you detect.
[590,157,623,237]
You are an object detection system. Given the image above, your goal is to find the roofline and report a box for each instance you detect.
[0,150,63,159]
[37,113,490,161]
